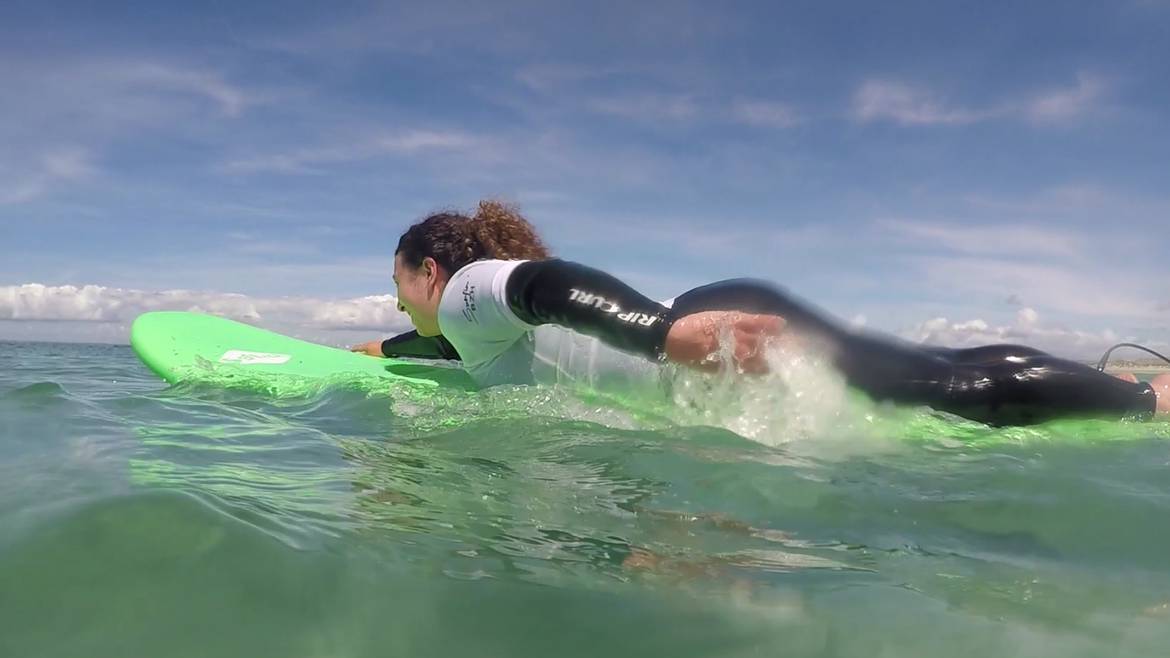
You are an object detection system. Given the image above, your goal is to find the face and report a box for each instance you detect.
[393,253,446,336]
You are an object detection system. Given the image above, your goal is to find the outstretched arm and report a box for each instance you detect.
[350,330,461,360]
[663,311,786,374]
[505,259,785,373]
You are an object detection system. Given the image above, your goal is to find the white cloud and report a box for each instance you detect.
[4,58,259,128]
[853,80,993,125]
[0,148,95,205]
[912,255,1160,319]
[730,99,801,128]
[853,74,1108,126]
[3,282,1164,360]
[547,210,833,263]
[110,62,253,117]
[900,307,1128,358]
[878,219,1086,258]
[586,92,700,122]
[960,183,1170,227]
[519,80,802,130]
[243,2,534,57]
[1025,73,1107,123]
[221,129,481,174]
[962,183,1115,215]
[872,213,1167,329]
[0,58,262,203]
[514,63,618,92]
[510,57,803,132]
[0,283,412,332]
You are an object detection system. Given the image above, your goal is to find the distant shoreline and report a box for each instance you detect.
[1100,364,1170,375]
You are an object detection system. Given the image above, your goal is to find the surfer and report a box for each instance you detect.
[352,201,1169,426]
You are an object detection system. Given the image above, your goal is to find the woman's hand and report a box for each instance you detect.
[349,340,385,357]
[664,311,786,374]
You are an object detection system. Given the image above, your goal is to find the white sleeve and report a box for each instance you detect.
[437,260,535,368]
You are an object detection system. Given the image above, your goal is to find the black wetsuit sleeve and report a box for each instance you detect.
[504,259,673,360]
[380,331,461,361]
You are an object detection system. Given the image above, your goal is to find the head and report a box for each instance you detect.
[393,200,551,336]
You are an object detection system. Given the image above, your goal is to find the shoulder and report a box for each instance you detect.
[441,259,531,326]
[448,259,528,295]
[437,260,535,365]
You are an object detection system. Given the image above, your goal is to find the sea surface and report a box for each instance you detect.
[3,340,1170,658]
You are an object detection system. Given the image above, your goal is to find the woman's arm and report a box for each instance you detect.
[504,259,785,373]
[663,311,786,374]
[350,330,461,360]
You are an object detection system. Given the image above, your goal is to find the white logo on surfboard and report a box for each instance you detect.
[219,349,291,365]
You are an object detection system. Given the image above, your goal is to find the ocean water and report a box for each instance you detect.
[2,340,1170,658]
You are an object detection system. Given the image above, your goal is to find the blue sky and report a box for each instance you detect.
[2,0,1168,355]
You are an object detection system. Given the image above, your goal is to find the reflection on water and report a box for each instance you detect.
[2,342,1170,657]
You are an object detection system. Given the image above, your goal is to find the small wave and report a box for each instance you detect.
[2,381,69,401]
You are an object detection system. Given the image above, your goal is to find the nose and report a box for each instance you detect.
[397,302,405,313]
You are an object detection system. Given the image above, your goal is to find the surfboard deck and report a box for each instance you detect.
[130,311,474,395]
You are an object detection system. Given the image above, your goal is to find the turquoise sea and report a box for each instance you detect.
[3,340,1170,657]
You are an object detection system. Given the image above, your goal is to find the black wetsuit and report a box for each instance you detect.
[383,259,1157,427]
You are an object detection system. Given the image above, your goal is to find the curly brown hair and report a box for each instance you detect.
[395,200,551,274]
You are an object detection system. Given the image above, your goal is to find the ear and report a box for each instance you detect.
[422,256,438,281]
[421,257,444,296]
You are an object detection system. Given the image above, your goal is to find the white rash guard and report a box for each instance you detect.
[436,259,669,396]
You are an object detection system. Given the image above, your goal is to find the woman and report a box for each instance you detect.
[354,201,1169,427]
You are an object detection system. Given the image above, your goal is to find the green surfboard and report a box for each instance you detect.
[131,311,474,396]
[129,312,1168,443]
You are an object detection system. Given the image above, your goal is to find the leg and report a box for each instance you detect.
[925,344,1050,363]
[668,280,1159,425]
[941,354,1159,426]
